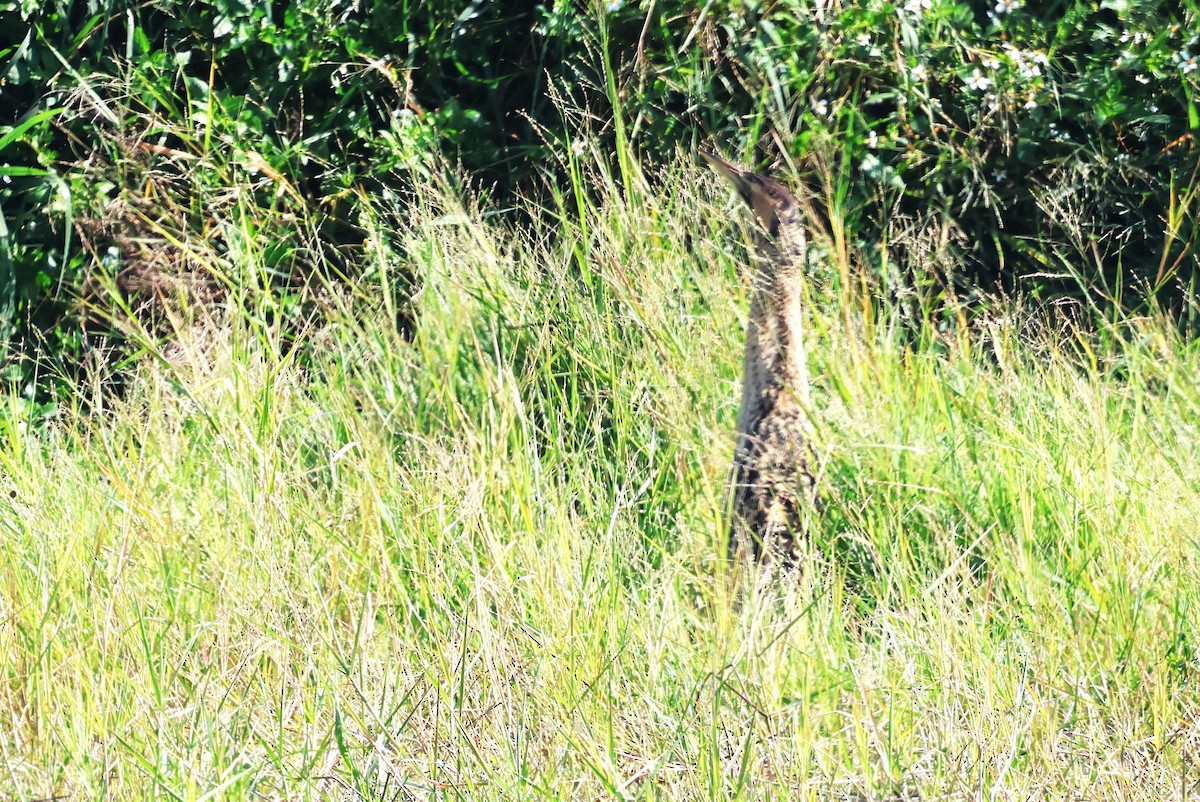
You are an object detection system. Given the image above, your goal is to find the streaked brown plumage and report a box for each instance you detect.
[702,150,818,567]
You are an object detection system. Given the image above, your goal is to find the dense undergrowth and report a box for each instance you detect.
[3,0,1200,398]
[1,156,1199,799]
[3,1,1200,799]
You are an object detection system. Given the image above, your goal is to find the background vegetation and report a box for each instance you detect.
[3,0,1200,397]
[3,0,1200,799]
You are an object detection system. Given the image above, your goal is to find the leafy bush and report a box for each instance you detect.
[2,0,1198,399]
[0,0,91,387]
[776,0,1200,314]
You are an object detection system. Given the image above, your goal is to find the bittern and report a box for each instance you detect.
[702,150,819,567]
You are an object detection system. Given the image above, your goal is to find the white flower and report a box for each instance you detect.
[857,33,872,46]
[903,0,932,14]
[1019,63,1042,78]
[982,57,1000,70]
[606,0,623,11]
[811,98,830,117]
[911,63,930,81]
[1023,93,1038,110]
[1135,73,1151,84]
[965,69,993,91]
[1177,50,1198,74]
[570,140,586,156]
[993,0,1021,14]
[867,130,879,148]
[992,169,1007,183]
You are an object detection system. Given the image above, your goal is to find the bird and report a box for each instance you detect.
[702,149,820,568]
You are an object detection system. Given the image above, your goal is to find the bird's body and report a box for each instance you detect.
[702,150,818,566]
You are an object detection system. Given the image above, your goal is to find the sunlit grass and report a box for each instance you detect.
[1,153,1199,801]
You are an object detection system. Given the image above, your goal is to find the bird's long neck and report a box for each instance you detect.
[739,219,811,425]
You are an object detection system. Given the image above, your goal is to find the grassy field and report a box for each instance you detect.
[2,156,1200,801]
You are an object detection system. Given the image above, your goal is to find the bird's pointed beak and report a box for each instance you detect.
[701,149,759,211]
[700,149,746,184]
[701,149,799,234]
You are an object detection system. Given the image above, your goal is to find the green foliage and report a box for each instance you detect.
[1,4,76,370]
[3,0,1200,397]
[2,163,1200,799]
[790,0,1200,309]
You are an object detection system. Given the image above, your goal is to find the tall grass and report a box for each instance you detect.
[1,152,1199,800]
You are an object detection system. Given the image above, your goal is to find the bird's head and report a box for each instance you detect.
[700,150,799,239]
